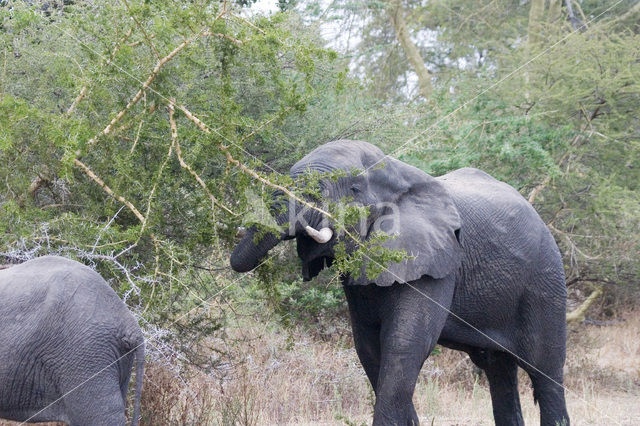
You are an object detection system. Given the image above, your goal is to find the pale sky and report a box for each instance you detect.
[250,0,280,15]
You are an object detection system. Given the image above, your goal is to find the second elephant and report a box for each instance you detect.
[0,256,144,426]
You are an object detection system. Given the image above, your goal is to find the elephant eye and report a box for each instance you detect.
[350,186,361,194]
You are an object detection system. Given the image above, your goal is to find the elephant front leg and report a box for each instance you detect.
[373,277,455,426]
[351,319,382,392]
[373,349,424,425]
[344,284,382,392]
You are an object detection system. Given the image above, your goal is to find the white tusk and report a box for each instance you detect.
[236,226,247,238]
[305,226,333,243]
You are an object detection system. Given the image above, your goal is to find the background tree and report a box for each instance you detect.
[296,0,640,313]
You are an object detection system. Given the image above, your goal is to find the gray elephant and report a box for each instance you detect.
[231,140,569,425]
[0,255,144,426]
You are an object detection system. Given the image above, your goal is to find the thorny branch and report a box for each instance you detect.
[202,31,244,46]
[66,27,134,116]
[527,103,603,204]
[84,29,207,149]
[176,104,336,223]
[122,0,162,60]
[74,158,146,224]
[168,102,236,216]
[175,103,368,247]
[65,86,88,116]
[141,131,174,234]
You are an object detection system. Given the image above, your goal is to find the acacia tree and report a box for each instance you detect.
[0,0,363,363]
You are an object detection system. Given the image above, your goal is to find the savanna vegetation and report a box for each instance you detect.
[1,0,638,424]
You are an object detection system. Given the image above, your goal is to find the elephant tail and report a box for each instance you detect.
[131,340,145,426]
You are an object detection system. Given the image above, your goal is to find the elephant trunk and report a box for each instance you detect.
[230,226,282,272]
[230,195,325,272]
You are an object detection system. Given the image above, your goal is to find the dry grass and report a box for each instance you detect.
[2,311,638,426]
[138,310,639,425]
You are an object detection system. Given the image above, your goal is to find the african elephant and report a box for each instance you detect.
[230,140,569,425]
[0,255,144,426]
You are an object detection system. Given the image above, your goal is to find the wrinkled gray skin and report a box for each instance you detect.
[0,256,144,426]
[231,140,569,426]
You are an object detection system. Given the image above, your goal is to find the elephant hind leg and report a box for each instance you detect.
[524,369,569,426]
[66,386,126,426]
[468,350,524,426]
[518,276,569,425]
[62,368,127,426]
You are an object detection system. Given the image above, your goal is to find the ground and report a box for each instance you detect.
[139,308,639,425]
[2,309,638,425]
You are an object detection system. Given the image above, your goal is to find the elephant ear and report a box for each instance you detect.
[354,157,462,286]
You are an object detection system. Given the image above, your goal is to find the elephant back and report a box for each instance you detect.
[437,168,557,275]
[0,256,138,338]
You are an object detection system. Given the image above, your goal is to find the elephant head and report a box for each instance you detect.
[230,140,462,286]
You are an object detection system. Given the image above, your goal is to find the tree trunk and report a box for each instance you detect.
[387,0,432,99]
[527,0,546,47]
[548,0,562,24]
[565,0,585,31]
[566,285,604,324]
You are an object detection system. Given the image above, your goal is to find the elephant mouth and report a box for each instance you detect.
[301,255,334,281]
[296,229,336,281]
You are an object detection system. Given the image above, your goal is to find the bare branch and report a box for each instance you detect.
[74,158,146,224]
[66,27,133,116]
[168,102,236,216]
[85,31,205,148]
